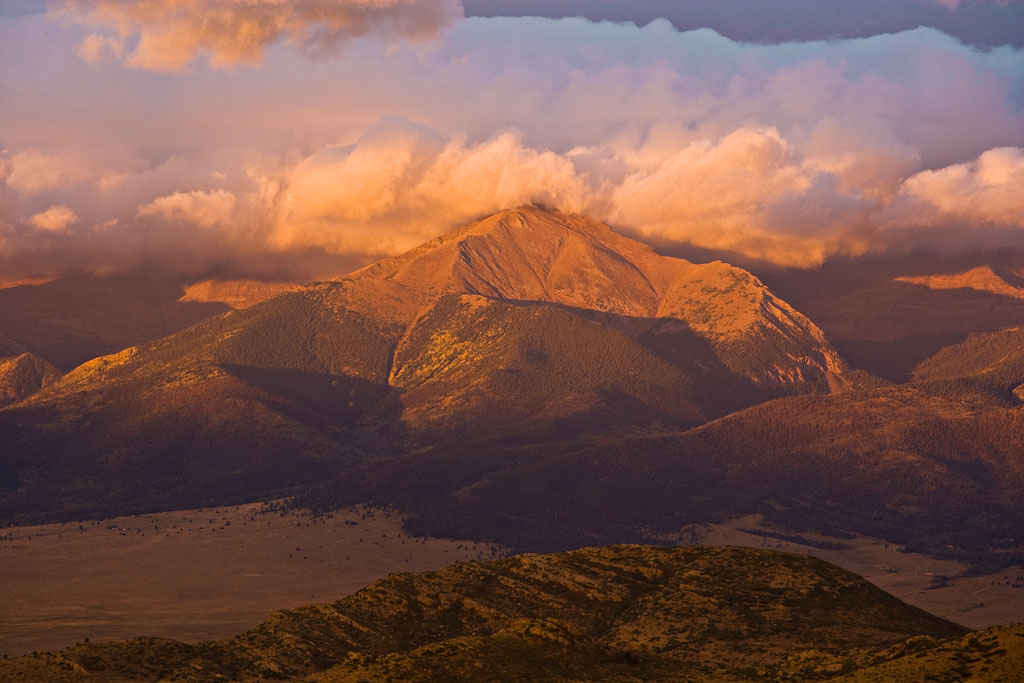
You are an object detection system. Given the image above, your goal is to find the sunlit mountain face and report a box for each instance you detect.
[2,1,1024,678]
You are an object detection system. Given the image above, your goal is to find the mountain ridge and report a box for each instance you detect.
[0,544,981,682]
[0,207,855,523]
[351,206,847,393]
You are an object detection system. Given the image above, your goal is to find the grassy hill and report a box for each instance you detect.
[0,544,987,682]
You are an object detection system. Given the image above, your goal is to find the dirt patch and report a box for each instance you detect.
[0,503,502,656]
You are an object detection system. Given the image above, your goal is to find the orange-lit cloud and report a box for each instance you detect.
[882,147,1024,232]
[0,149,10,185]
[52,0,463,70]
[29,205,78,232]
[261,124,1024,268]
[1,14,1022,279]
[137,188,237,228]
[4,149,131,195]
[271,120,588,254]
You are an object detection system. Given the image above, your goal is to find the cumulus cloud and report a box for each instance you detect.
[137,188,236,228]
[4,149,114,194]
[271,119,589,254]
[29,205,77,231]
[882,147,1024,232]
[51,0,463,70]
[0,13,1023,278]
[262,123,1024,268]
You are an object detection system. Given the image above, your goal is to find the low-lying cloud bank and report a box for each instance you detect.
[0,13,1022,279]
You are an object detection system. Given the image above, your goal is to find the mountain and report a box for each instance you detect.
[0,545,978,682]
[177,278,302,310]
[912,325,1024,394]
[765,251,1024,382]
[0,285,402,519]
[0,273,233,371]
[353,207,847,395]
[0,352,61,408]
[0,207,846,522]
[299,316,1024,567]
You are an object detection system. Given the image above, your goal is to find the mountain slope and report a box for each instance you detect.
[0,286,405,519]
[391,294,708,440]
[765,251,1024,381]
[354,207,847,395]
[912,325,1024,397]
[0,352,60,407]
[0,273,234,371]
[0,207,845,522]
[177,278,302,310]
[300,340,1024,566]
[0,545,969,682]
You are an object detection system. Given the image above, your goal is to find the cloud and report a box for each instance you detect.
[0,14,1023,278]
[464,0,1024,47]
[263,123,1024,269]
[76,32,125,64]
[271,119,589,254]
[29,205,77,231]
[0,148,11,184]
[882,146,1024,232]
[51,0,464,71]
[137,188,236,228]
[933,0,1010,9]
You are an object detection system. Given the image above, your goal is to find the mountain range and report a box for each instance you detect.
[2,207,1024,571]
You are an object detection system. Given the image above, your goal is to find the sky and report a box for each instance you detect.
[0,0,1022,281]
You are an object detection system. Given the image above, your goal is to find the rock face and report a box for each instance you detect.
[0,352,61,407]
[0,545,973,682]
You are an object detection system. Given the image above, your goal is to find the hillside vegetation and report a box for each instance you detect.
[0,352,60,407]
[299,343,1024,569]
[0,287,404,520]
[1,545,992,682]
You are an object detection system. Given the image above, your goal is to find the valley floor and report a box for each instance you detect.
[0,503,499,657]
[3,504,1023,659]
[679,516,1024,630]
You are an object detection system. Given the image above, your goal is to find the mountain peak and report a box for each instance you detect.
[351,206,678,317]
[348,207,847,392]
